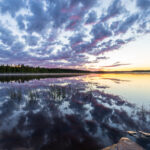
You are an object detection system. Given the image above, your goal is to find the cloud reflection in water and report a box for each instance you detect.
[0,75,150,150]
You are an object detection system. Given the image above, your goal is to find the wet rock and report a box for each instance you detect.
[127,131,138,137]
[139,131,150,138]
[102,137,145,150]
[127,130,150,139]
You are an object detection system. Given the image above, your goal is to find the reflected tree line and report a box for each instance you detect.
[0,75,82,83]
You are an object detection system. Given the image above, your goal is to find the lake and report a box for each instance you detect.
[0,73,150,150]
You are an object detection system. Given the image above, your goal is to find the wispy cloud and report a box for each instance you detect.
[102,62,131,68]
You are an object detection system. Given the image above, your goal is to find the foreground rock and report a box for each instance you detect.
[102,137,145,150]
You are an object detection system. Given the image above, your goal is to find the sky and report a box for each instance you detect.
[0,0,150,71]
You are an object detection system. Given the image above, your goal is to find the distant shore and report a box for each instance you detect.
[0,73,89,76]
[0,71,150,76]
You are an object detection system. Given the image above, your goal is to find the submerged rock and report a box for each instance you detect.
[102,137,145,150]
[139,131,150,138]
[127,130,150,137]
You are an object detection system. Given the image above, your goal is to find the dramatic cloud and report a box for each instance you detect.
[0,0,25,16]
[118,14,139,33]
[85,11,97,25]
[0,0,149,69]
[24,35,39,46]
[0,25,16,46]
[101,0,123,22]
[91,23,112,46]
[136,0,150,10]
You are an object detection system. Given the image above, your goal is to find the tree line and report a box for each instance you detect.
[0,64,90,73]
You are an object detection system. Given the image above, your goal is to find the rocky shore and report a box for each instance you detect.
[103,130,150,150]
[102,137,145,150]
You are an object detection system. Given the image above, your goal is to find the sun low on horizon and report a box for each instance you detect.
[0,0,150,71]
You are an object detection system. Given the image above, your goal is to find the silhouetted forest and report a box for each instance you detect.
[0,64,90,73]
[132,70,150,72]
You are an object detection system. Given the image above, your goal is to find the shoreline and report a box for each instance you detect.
[0,71,150,76]
[0,73,89,76]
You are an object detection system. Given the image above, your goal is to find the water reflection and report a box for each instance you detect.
[0,74,83,83]
[0,74,150,150]
[102,77,130,84]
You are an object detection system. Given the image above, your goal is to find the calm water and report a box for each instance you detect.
[0,73,150,150]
